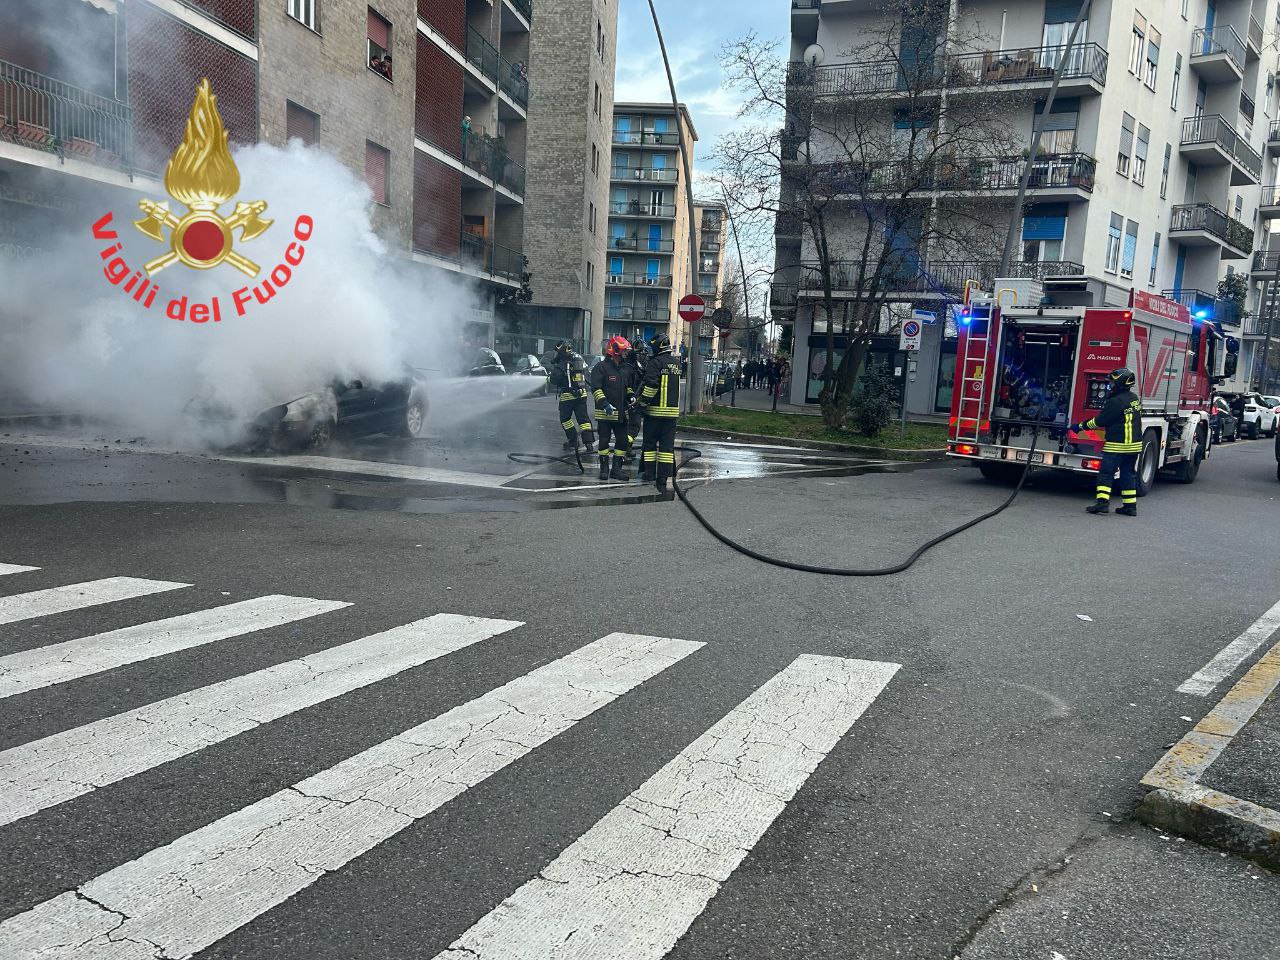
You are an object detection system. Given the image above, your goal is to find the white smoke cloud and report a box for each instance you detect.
[0,140,478,446]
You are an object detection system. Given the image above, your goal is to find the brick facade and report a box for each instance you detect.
[415,35,462,154]
[418,0,464,49]
[182,0,257,39]
[414,150,460,257]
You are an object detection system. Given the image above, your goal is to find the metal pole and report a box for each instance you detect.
[997,0,1093,275]
[720,184,755,409]
[646,0,702,414]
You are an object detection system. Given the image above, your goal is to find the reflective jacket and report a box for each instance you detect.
[590,357,635,421]
[1084,388,1143,453]
[549,352,589,401]
[640,349,681,419]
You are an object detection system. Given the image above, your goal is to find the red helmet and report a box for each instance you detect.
[605,335,631,359]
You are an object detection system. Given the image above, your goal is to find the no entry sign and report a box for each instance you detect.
[678,294,707,324]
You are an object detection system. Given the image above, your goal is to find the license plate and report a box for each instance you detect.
[1015,451,1045,464]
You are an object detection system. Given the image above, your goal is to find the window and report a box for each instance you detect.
[285,101,318,145]
[1160,142,1171,197]
[287,0,317,31]
[1133,124,1149,185]
[1121,219,1139,279]
[1235,195,1244,219]
[1171,53,1182,109]
[367,8,392,80]
[1105,213,1123,273]
[587,260,595,291]
[1118,113,1135,176]
[1145,26,1160,89]
[364,141,389,205]
[1181,0,1188,18]
[1130,13,1146,76]
[588,201,596,234]
[596,19,604,58]
[591,143,599,176]
[1149,233,1161,286]
[594,83,601,118]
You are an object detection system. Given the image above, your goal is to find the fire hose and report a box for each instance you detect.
[668,428,1042,577]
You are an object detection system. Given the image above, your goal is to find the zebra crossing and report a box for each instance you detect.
[0,562,900,960]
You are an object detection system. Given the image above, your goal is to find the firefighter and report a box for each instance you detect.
[625,336,648,464]
[548,341,595,453]
[638,331,682,493]
[1070,367,1143,517]
[590,336,636,481]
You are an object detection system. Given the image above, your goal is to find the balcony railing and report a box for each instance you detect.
[1253,250,1280,272]
[498,53,529,109]
[456,228,523,281]
[813,152,1096,195]
[700,260,720,274]
[610,236,675,252]
[701,240,722,253]
[791,0,820,9]
[1250,14,1264,51]
[797,258,1084,295]
[1181,114,1262,180]
[1261,185,1280,207]
[1241,91,1256,125]
[606,306,671,321]
[605,273,673,287]
[455,130,525,195]
[611,166,678,182]
[0,59,133,172]
[790,43,1108,97]
[1271,120,1280,146]
[609,200,676,217]
[508,0,532,22]
[770,283,799,310]
[1161,288,1240,326]
[1169,202,1254,253]
[611,130,681,147]
[1191,25,1245,71]
[466,25,501,85]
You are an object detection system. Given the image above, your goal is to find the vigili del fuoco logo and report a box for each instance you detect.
[90,79,314,323]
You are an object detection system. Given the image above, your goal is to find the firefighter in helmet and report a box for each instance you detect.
[590,336,636,481]
[638,331,682,493]
[1070,367,1142,516]
[548,341,595,453]
[625,336,649,464]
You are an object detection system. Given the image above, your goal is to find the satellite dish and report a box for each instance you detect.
[803,43,825,67]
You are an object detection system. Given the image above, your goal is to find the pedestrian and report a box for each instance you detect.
[462,115,472,152]
[548,341,596,454]
[626,336,649,465]
[766,358,779,395]
[735,359,744,389]
[1070,367,1142,516]
[638,332,681,494]
[591,336,636,481]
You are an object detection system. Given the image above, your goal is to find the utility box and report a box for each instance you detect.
[991,278,1045,309]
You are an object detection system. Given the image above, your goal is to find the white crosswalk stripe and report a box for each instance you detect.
[0,613,523,828]
[0,577,189,625]
[0,632,704,960]
[433,654,899,960]
[0,564,40,577]
[0,595,348,700]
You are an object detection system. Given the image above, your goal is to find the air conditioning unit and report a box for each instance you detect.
[633,169,644,180]
[608,275,624,284]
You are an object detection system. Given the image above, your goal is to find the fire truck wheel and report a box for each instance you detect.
[1136,429,1160,497]
[978,461,1021,484]
[1172,427,1206,485]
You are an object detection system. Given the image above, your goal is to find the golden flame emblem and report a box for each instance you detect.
[134,79,272,277]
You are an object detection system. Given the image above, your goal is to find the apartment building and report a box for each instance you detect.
[604,101,698,350]
[0,0,534,356]
[695,201,729,356]
[519,0,618,355]
[775,0,1280,411]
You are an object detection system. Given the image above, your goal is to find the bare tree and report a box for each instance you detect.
[719,0,1043,427]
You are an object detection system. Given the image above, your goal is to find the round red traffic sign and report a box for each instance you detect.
[678,293,707,324]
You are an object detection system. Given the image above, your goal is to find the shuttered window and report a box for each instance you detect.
[365,141,389,205]
[287,0,317,31]
[285,101,318,146]
[367,9,388,47]
[367,8,391,78]
[1134,124,1150,185]
[1118,112,1135,175]
[1121,220,1139,279]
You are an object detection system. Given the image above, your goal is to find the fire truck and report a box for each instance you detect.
[947,280,1239,493]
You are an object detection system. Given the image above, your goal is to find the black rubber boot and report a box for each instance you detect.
[599,456,610,480]
[611,458,629,482]
[1116,504,1138,517]
[583,442,596,455]
[562,439,576,452]
[1085,501,1109,515]
[641,464,655,483]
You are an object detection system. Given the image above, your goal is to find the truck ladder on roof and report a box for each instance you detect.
[954,321,991,443]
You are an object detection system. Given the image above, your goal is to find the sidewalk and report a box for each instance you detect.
[709,387,950,424]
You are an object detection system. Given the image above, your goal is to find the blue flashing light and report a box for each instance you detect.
[1193,308,1209,319]
[960,313,972,325]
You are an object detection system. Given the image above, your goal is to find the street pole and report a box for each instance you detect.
[997,0,1093,275]
[646,0,702,414]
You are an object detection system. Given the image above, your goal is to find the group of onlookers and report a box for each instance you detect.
[735,357,790,394]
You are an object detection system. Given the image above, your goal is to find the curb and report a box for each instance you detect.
[677,426,947,462]
[1136,633,1280,871]
[0,413,88,428]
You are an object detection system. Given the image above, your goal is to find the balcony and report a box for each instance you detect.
[466,26,501,87]
[609,199,676,218]
[1248,14,1263,59]
[792,0,820,43]
[796,258,1084,300]
[700,259,720,274]
[606,305,671,322]
[700,239,722,254]
[610,166,678,183]
[507,0,532,23]
[790,43,1108,100]
[457,228,525,283]
[605,273,673,288]
[611,129,681,148]
[1167,202,1253,258]
[770,283,799,314]
[1179,114,1261,185]
[1252,250,1280,275]
[1190,25,1245,83]
[813,152,1095,202]
[1161,288,1240,326]
[0,59,133,173]
[454,131,525,197]
[1241,90,1256,127]
[776,211,803,241]
[1269,121,1280,155]
[498,53,529,110]
[609,236,675,253]
[1260,185,1280,219]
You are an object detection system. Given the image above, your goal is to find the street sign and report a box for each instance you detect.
[711,306,733,329]
[899,318,922,352]
[678,294,707,324]
[914,308,937,326]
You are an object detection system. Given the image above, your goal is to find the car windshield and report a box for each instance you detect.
[1264,397,1280,407]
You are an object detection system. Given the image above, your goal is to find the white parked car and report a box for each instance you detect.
[1240,392,1279,439]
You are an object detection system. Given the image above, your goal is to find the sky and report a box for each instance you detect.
[614,0,788,182]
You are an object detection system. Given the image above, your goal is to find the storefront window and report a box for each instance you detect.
[935,344,957,412]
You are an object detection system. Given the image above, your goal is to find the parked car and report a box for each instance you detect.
[1210,396,1239,444]
[1275,425,1280,481]
[242,370,428,451]
[499,352,551,395]
[1223,391,1279,439]
[467,348,506,378]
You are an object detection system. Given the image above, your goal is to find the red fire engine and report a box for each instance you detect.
[947,284,1239,492]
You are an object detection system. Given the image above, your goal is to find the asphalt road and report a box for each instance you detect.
[0,405,1278,960]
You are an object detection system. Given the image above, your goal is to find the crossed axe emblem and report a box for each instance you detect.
[134,199,274,278]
